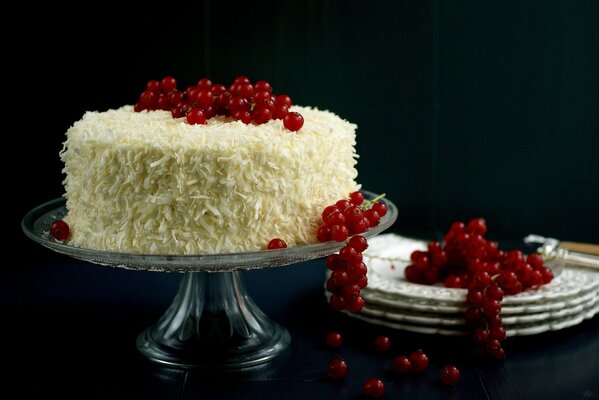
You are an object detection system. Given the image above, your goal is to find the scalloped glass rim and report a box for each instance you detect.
[22,190,397,272]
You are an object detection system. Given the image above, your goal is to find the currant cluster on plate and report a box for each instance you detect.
[134,76,304,131]
[406,217,554,359]
[320,192,388,312]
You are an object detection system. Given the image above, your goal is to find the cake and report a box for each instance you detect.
[60,103,359,254]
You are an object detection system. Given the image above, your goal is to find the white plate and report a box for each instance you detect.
[356,291,599,326]
[360,280,599,315]
[344,300,599,337]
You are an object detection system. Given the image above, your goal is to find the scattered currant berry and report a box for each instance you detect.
[440,365,460,385]
[328,358,348,379]
[409,350,429,372]
[374,335,392,352]
[160,76,177,93]
[363,378,385,398]
[267,238,287,250]
[392,355,412,374]
[50,220,70,240]
[326,332,343,349]
[283,112,304,131]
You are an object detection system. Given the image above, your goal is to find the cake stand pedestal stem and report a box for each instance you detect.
[136,271,290,369]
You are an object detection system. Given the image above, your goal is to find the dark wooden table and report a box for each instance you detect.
[3,251,598,399]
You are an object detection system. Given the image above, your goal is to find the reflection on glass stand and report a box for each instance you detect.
[22,192,397,369]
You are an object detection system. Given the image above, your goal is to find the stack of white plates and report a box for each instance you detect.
[331,234,599,336]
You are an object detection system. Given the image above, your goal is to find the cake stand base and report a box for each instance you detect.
[136,271,290,369]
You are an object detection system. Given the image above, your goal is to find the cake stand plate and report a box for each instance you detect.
[22,192,397,369]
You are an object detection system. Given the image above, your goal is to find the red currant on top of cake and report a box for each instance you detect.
[59,76,361,254]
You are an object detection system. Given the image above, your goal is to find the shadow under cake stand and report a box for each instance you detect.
[22,192,397,370]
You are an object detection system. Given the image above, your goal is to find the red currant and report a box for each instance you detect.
[374,335,391,352]
[50,220,70,240]
[392,355,412,373]
[322,205,340,224]
[326,254,345,271]
[233,82,253,98]
[283,112,304,131]
[409,349,429,371]
[252,106,272,124]
[186,108,206,125]
[273,104,289,120]
[329,293,346,311]
[317,225,332,242]
[335,199,351,211]
[330,225,349,242]
[147,80,161,92]
[372,202,387,217]
[331,270,349,287]
[160,76,177,93]
[440,365,460,385]
[327,211,346,227]
[363,378,385,398]
[139,90,156,107]
[337,245,356,260]
[349,191,364,205]
[326,332,343,349]
[275,94,292,107]
[346,260,366,279]
[267,238,287,250]
[254,80,272,93]
[233,110,252,124]
[467,217,487,235]
[348,235,368,252]
[357,275,368,289]
[473,327,490,344]
[197,78,212,90]
[347,296,365,313]
[328,357,348,379]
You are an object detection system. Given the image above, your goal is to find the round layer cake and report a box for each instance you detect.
[60,105,359,254]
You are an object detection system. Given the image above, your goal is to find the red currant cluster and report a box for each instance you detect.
[320,192,388,313]
[317,192,388,243]
[405,217,554,359]
[325,236,369,313]
[134,76,304,131]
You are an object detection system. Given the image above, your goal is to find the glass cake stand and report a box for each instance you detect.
[22,191,397,369]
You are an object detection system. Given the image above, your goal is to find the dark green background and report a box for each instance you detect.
[12,0,598,253]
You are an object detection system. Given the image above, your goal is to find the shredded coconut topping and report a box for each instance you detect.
[61,105,359,254]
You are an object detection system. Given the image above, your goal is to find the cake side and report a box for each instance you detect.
[61,105,359,254]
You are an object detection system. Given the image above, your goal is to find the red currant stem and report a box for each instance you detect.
[359,255,410,263]
[360,193,386,211]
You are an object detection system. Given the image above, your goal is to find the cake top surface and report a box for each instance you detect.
[66,105,357,149]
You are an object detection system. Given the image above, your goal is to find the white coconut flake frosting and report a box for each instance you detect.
[60,105,359,254]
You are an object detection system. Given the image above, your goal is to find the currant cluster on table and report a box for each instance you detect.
[326,332,459,398]
[134,76,304,131]
[406,218,554,359]
[319,192,388,313]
